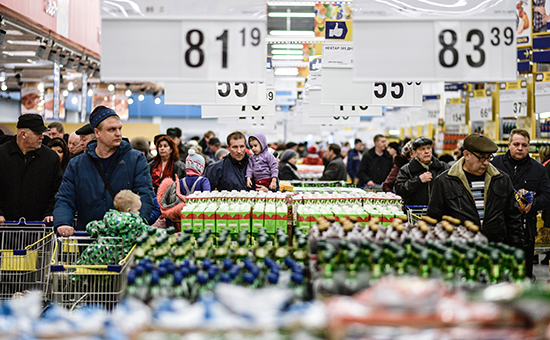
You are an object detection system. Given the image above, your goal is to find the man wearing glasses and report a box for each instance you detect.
[492,129,550,279]
[427,133,524,251]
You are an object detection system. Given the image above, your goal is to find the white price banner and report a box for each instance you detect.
[201,94,275,117]
[353,0,516,81]
[499,88,527,118]
[535,77,550,114]
[101,0,266,81]
[164,81,272,106]
[445,102,466,125]
[321,68,422,106]
[309,70,322,90]
[469,96,492,122]
[423,99,440,123]
[333,105,383,116]
[322,42,353,68]
[301,91,360,124]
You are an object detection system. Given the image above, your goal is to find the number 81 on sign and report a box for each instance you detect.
[181,22,265,81]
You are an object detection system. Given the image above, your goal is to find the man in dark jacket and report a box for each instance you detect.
[206,131,278,191]
[395,137,450,206]
[492,129,550,278]
[357,134,393,188]
[0,114,62,223]
[54,106,155,236]
[347,139,363,184]
[320,144,347,181]
[427,133,524,249]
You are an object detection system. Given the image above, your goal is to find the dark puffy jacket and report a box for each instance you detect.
[54,140,155,231]
[395,156,450,205]
[206,153,251,191]
[427,158,524,248]
[357,147,393,187]
[383,154,409,192]
[0,138,62,221]
[320,156,347,181]
[492,152,550,242]
[278,161,300,181]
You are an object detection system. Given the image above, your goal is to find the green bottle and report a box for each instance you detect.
[513,249,526,282]
[419,249,430,278]
[490,249,501,283]
[443,249,455,282]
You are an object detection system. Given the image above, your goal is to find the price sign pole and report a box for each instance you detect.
[353,0,516,81]
[101,0,266,81]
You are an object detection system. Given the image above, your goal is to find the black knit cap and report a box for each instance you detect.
[463,133,498,154]
[412,136,433,150]
[17,114,49,133]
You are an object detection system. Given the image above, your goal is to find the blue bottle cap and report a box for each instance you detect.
[243,258,253,270]
[202,258,212,270]
[291,265,304,276]
[267,272,279,284]
[208,267,218,280]
[291,273,304,284]
[167,263,176,274]
[158,266,167,277]
[229,266,240,279]
[135,266,144,276]
[189,264,198,274]
[220,273,231,283]
[264,257,275,267]
[174,272,183,285]
[197,273,208,284]
[151,272,160,285]
[243,273,255,284]
[145,262,154,273]
[127,272,136,284]
[180,267,190,278]
[223,258,233,271]
[250,266,260,278]
[284,257,295,267]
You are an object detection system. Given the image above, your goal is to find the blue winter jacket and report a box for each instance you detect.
[53,140,155,231]
[206,153,252,191]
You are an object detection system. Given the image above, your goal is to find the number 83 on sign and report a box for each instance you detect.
[181,22,265,81]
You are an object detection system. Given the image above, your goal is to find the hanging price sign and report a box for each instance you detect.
[353,0,516,81]
[499,81,528,118]
[535,72,550,114]
[101,0,266,81]
[164,81,272,106]
[423,97,440,123]
[445,98,466,125]
[469,90,493,122]
[333,105,383,116]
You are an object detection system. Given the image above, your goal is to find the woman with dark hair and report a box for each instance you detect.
[48,137,70,173]
[278,149,301,180]
[149,135,186,192]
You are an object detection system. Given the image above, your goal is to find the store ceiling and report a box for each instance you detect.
[0,3,314,94]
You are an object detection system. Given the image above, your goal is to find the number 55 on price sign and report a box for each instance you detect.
[101,0,266,82]
[353,0,516,82]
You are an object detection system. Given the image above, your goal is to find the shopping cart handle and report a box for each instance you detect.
[56,230,88,237]
[3,220,53,226]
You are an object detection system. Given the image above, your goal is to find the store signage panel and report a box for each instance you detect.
[499,81,528,118]
[164,81,271,106]
[333,105,383,116]
[469,90,493,122]
[101,0,266,81]
[535,72,550,114]
[353,0,516,81]
[423,98,440,124]
[201,102,275,118]
[321,68,422,106]
[445,98,466,125]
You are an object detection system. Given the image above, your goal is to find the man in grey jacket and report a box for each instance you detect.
[320,143,347,181]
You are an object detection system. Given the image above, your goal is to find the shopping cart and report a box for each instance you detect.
[0,220,55,301]
[405,205,429,225]
[50,231,135,311]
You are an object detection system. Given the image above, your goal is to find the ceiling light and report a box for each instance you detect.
[138,93,145,101]
[4,51,38,57]
[67,81,74,91]
[87,88,93,97]
[128,97,134,105]
[272,44,304,49]
[269,30,315,36]
[37,82,44,92]
[107,83,115,92]
[268,12,315,18]
[71,96,78,105]
[274,67,299,76]
[272,50,303,55]
[272,55,304,60]
[125,89,132,97]
[5,30,22,35]
[62,89,69,97]
[47,48,58,62]
[65,57,75,69]
[0,71,5,82]
[35,44,46,58]
[1,83,6,91]
[76,61,85,72]
[58,53,68,65]
[7,40,41,45]
[84,65,94,76]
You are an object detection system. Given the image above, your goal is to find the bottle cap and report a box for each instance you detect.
[167,226,176,235]
[189,264,198,274]
[202,258,212,270]
[220,273,231,283]
[197,273,208,284]
[135,266,144,276]
[250,266,260,278]
[127,272,136,284]
[158,267,167,277]
[180,267,190,278]
[185,227,193,234]
[208,267,218,280]
[151,272,159,285]
[174,272,183,284]
[243,273,255,284]
[223,258,233,271]
[291,273,304,284]
[268,272,279,284]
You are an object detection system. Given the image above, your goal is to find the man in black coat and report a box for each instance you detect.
[492,129,550,278]
[320,144,347,181]
[0,114,62,223]
[395,137,450,206]
[357,134,393,188]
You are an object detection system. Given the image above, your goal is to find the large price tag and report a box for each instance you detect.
[469,92,492,122]
[164,81,272,106]
[321,69,422,106]
[423,98,440,123]
[333,105,383,116]
[201,95,275,118]
[535,72,550,114]
[499,82,527,118]
[353,0,516,81]
[445,99,466,125]
[101,0,266,81]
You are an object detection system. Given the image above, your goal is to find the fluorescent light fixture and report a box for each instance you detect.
[62,89,69,97]
[388,129,400,136]
[67,81,74,91]
[138,93,145,101]
[271,44,304,49]
[274,67,298,76]
[0,71,5,82]
[108,84,115,92]
[268,12,315,18]
[272,50,303,55]
[128,97,134,105]
[267,1,315,6]
[5,30,22,35]
[7,40,41,46]
[0,82,6,91]
[6,50,37,57]
[540,112,550,119]
[269,30,315,36]
[273,55,304,60]
[87,88,93,97]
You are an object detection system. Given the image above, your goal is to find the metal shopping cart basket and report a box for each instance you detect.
[50,231,135,311]
[405,205,429,225]
[0,219,55,301]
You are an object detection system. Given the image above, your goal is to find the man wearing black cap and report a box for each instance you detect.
[71,123,95,157]
[54,106,155,236]
[395,137,449,206]
[492,129,550,278]
[427,133,524,248]
[0,114,62,223]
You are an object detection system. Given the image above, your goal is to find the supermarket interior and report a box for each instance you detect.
[5,0,550,339]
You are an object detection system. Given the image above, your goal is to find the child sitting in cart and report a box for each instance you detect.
[76,190,151,265]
